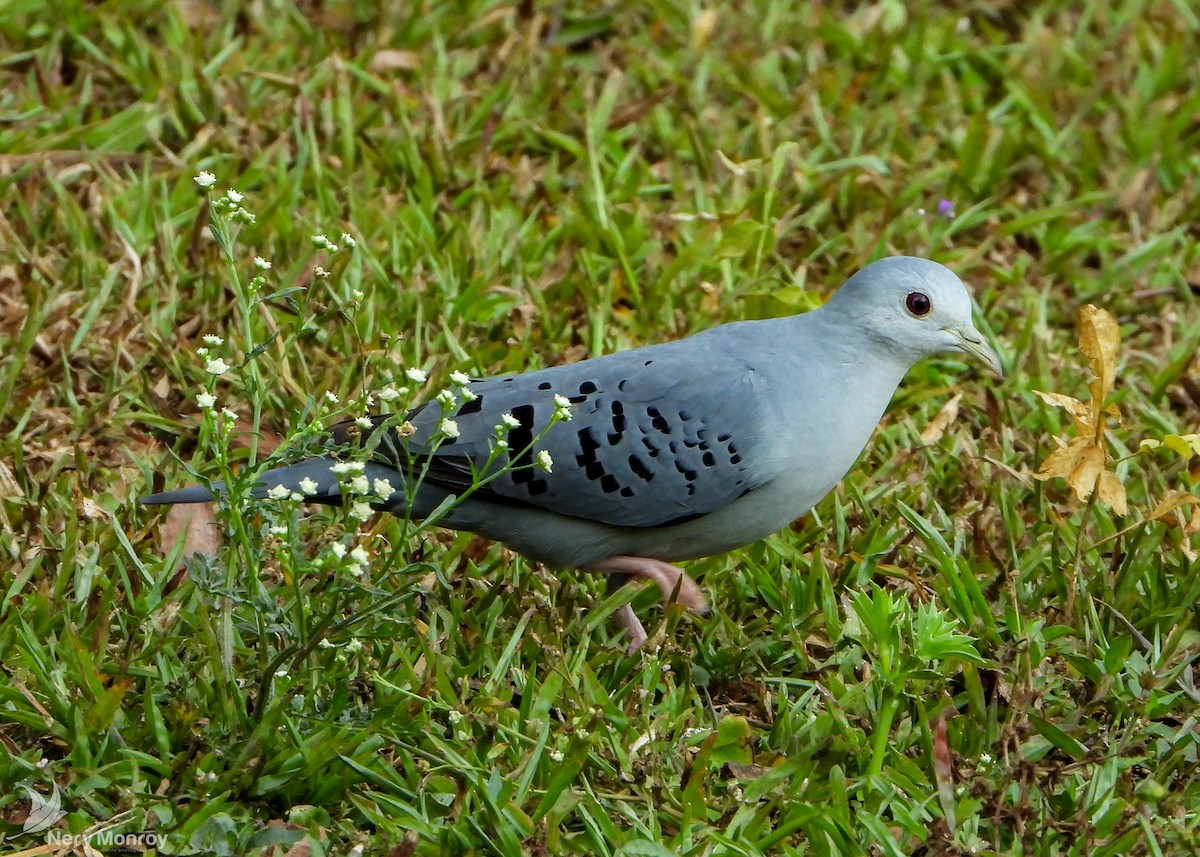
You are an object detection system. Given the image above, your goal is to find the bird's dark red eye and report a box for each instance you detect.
[906,291,932,316]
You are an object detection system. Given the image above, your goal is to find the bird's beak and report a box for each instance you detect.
[946,325,1004,378]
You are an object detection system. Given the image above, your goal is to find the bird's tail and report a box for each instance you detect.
[140,457,401,506]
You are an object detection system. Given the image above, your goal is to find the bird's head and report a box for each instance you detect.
[826,256,1003,377]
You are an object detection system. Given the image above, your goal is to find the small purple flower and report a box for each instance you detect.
[937,199,955,218]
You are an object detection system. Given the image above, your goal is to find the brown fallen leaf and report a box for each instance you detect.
[919,393,962,446]
[160,503,221,560]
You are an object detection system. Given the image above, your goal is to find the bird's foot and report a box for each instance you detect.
[591,555,708,652]
[615,603,649,654]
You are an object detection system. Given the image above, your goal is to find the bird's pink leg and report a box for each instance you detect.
[613,603,648,654]
[590,556,708,653]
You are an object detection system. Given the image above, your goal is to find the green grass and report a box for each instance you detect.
[2,0,1200,854]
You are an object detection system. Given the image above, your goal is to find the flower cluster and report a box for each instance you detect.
[329,541,371,577]
[311,231,357,256]
[194,172,256,225]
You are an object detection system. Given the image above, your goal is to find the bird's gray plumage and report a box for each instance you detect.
[143,256,1002,649]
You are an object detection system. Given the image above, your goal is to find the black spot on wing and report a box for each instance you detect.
[579,381,598,394]
[537,382,551,390]
[647,406,670,434]
[628,455,654,482]
[673,460,697,482]
[508,404,536,485]
[608,400,626,444]
[576,427,600,466]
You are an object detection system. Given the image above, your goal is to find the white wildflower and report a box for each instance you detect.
[439,418,460,439]
[194,171,217,189]
[225,189,243,203]
[348,475,370,495]
[298,477,319,495]
[460,388,477,401]
[549,749,564,762]
[378,386,402,403]
[330,461,365,475]
[372,478,395,499]
[350,500,373,520]
[436,388,456,407]
[254,256,272,270]
[197,392,216,409]
[267,484,291,500]
[274,669,288,679]
[196,347,208,357]
[324,391,339,404]
[449,370,470,386]
[311,233,338,251]
[500,413,519,428]
[355,416,373,428]
[205,357,230,375]
[345,638,363,653]
[220,408,237,422]
[202,334,224,346]
[405,367,427,384]
[269,525,287,536]
[350,545,370,564]
[314,266,330,278]
[330,543,347,559]
[494,439,509,451]
[351,289,364,301]
[553,394,573,420]
[340,232,357,248]
[535,450,553,472]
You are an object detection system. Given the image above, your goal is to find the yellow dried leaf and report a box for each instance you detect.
[1065,444,1105,504]
[1035,437,1091,482]
[1078,304,1119,411]
[1148,490,1200,521]
[1097,470,1127,516]
[919,393,961,446]
[1033,389,1093,435]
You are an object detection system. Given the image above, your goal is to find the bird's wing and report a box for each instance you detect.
[342,331,774,529]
